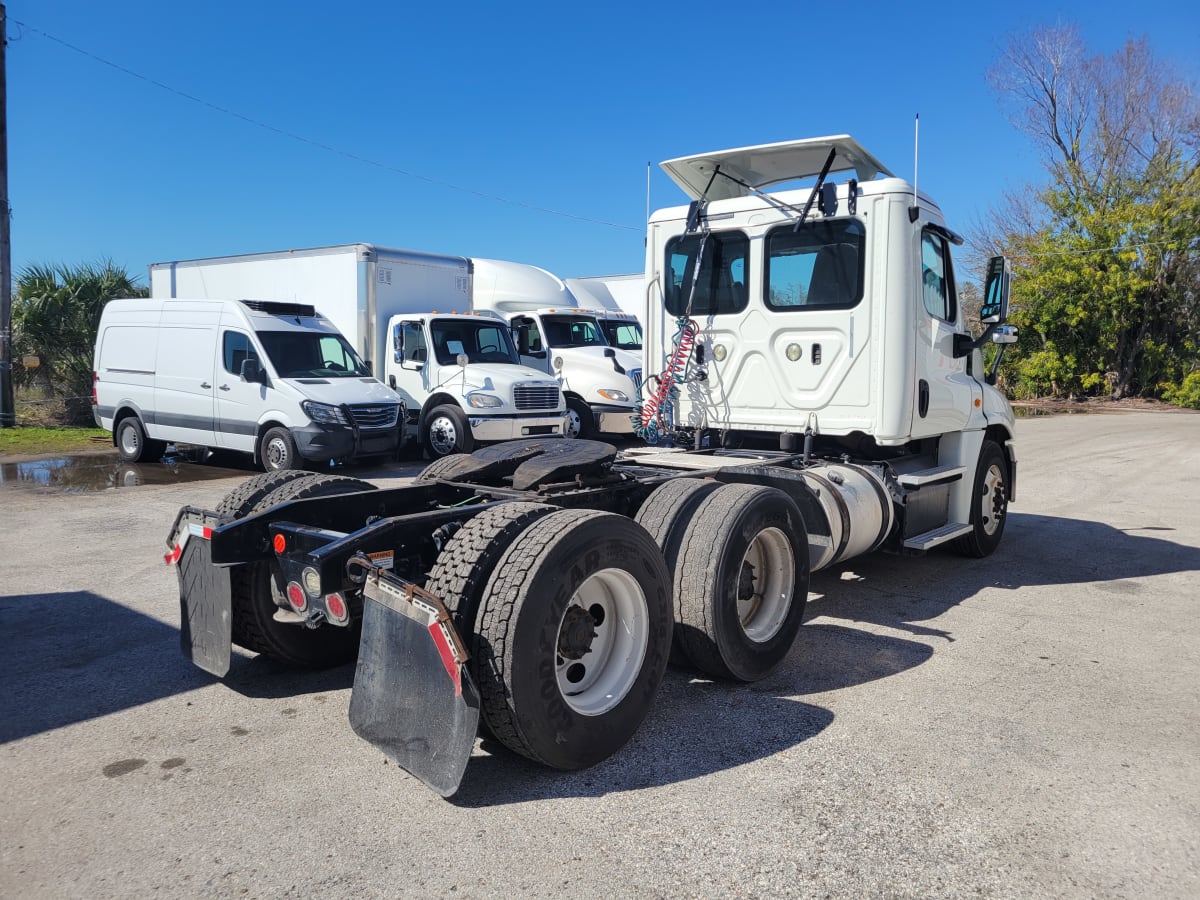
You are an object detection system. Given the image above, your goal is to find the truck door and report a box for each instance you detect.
[514,315,551,373]
[214,329,263,453]
[387,320,429,416]
[910,228,979,437]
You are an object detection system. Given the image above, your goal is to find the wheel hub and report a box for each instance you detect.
[557,604,597,660]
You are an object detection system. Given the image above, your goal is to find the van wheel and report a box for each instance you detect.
[564,397,594,440]
[230,473,377,668]
[673,483,809,682]
[115,416,165,463]
[260,426,303,471]
[471,509,672,769]
[424,405,474,458]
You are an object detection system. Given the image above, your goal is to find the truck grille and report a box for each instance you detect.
[347,404,401,429]
[629,368,643,391]
[514,385,562,411]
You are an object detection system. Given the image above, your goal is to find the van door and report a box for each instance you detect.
[214,328,264,453]
[152,321,218,447]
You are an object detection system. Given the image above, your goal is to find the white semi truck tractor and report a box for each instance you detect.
[165,135,1018,796]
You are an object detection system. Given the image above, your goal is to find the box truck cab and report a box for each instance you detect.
[565,275,646,352]
[470,258,642,439]
[93,298,404,470]
[387,311,566,457]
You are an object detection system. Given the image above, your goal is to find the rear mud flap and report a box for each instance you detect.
[177,536,233,677]
[349,570,479,797]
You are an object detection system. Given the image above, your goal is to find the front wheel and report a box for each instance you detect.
[956,439,1010,558]
[564,397,594,440]
[423,404,475,458]
[259,426,303,471]
[471,509,672,770]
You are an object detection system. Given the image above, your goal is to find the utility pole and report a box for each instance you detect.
[0,2,14,427]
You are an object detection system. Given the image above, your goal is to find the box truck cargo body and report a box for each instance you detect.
[150,246,566,457]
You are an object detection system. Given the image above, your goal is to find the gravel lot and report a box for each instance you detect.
[1,411,1198,899]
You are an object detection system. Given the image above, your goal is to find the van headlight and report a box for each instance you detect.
[597,388,629,403]
[466,392,503,409]
[301,400,349,425]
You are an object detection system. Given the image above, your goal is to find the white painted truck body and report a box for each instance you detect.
[642,135,1017,545]
[470,258,642,437]
[150,246,566,454]
[564,275,646,353]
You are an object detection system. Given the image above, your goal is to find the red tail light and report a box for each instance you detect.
[325,593,349,624]
[286,582,308,613]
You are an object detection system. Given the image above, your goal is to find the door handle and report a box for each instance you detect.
[219,384,231,392]
[200,382,212,389]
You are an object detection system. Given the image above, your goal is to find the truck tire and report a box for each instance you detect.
[564,397,594,440]
[471,509,672,769]
[955,439,1010,558]
[633,477,722,666]
[423,404,475,459]
[414,453,470,483]
[229,473,377,668]
[674,483,809,682]
[260,426,303,472]
[115,415,166,463]
[424,502,558,635]
[214,469,312,518]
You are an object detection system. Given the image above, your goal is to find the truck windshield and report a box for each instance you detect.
[430,320,521,366]
[599,319,643,351]
[541,315,606,348]
[256,331,372,378]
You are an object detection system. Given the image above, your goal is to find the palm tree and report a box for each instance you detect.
[13,260,147,424]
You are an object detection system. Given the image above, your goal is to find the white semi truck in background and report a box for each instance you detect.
[565,273,646,353]
[166,135,1018,797]
[150,246,567,457]
[470,258,642,439]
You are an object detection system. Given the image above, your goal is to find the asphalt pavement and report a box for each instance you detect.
[1,411,1197,899]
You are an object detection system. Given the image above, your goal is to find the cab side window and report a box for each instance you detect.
[395,321,427,363]
[222,331,259,376]
[921,230,957,322]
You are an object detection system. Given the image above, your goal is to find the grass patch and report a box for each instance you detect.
[0,426,111,457]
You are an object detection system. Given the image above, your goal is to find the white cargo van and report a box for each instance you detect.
[92,298,405,470]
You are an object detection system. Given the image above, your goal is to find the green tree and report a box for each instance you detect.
[13,260,147,424]
[978,26,1200,401]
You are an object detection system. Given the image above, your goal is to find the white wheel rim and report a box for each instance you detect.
[980,463,1006,536]
[428,416,459,456]
[119,424,139,456]
[737,526,794,643]
[555,567,648,716]
[564,407,582,438]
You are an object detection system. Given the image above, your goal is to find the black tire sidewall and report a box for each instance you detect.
[261,426,300,471]
[565,397,593,440]
[423,404,471,458]
[964,440,1009,557]
[486,513,671,769]
[116,418,145,463]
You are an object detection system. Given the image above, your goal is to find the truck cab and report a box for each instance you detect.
[386,311,566,457]
[471,258,642,439]
[643,135,1018,542]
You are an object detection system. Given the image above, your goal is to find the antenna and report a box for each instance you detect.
[908,114,920,223]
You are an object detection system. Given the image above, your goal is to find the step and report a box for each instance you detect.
[903,522,973,550]
[897,465,966,487]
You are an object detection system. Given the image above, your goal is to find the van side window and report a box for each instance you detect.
[920,230,957,323]
[223,331,259,375]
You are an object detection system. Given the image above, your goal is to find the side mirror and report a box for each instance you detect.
[990,324,1018,345]
[240,357,266,384]
[516,324,531,356]
[980,256,1010,324]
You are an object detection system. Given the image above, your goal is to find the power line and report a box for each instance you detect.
[12,18,642,234]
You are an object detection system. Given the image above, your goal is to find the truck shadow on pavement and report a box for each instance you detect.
[801,511,1200,641]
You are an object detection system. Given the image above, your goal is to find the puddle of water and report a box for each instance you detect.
[0,448,255,493]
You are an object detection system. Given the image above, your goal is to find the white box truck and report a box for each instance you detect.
[92,298,404,470]
[470,258,642,439]
[149,246,567,457]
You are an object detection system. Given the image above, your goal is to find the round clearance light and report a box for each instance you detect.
[286,582,308,613]
[325,593,349,624]
[272,533,287,554]
[713,344,728,362]
[786,343,803,362]
[302,567,322,597]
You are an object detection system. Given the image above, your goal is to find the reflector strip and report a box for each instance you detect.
[426,620,462,697]
[164,544,182,566]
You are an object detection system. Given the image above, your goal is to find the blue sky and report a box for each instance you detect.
[7,0,1199,285]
